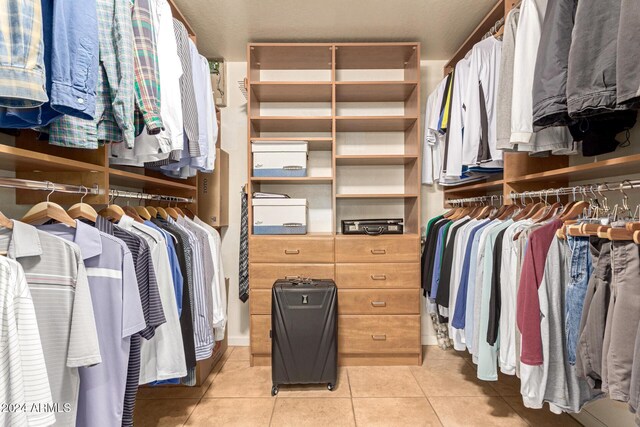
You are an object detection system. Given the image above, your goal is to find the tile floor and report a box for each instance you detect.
[134,346,582,427]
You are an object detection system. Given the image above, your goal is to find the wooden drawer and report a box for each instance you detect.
[250,289,271,314]
[249,236,334,263]
[335,235,419,263]
[338,315,420,354]
[250,315,271,354]
[335,263,420,289]
[338,289,419,314]
[249,263,335,289]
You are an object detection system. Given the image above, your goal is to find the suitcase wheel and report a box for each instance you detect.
[271,385,279,396]
[327,383,335,392]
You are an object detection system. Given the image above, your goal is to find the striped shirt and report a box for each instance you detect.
[117,216,186,384]
[0,257,54,427]
[94,216,165,427]
[177,216,215,360]
[132,0,163,135]
[194,216,227,340]
[144,18,200,168]
[39,221,145,427]
[0,220,102,427]
[0,0,47,108]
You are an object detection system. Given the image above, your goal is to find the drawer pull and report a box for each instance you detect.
[370,249,387,255]
[371,334,387,341]
[284,249,300,255]
[284,275,301,280]
[371,274,387,280]
[371,301,387,307]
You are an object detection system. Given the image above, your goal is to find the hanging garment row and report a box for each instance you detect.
[422,183,640,421]
[0,0,218,179]
[0,183,226,427]
[423,0,640,185]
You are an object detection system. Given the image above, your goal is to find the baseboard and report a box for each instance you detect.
[228,336,250,346]
[422,335,438,346]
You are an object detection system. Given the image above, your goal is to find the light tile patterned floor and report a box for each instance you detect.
[134,346,581,427]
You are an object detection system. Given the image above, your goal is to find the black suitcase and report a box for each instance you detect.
[270,278,338,396]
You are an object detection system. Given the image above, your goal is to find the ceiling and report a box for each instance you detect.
[174,0,497,62]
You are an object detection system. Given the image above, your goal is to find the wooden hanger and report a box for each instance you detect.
[0,212,13,229]
[22,183,76,228]
[67,186,98,222]
[134,205,151,221]
[174,207,185,217]
[123,206,145,223]
[147,206,158,218]
[183,207,195,219]
[498,204,519,220]
[99,204,125,221]
[156,206,169,220]
[560,201,589,221]
[165,207,180,220]
[634,230,640,245]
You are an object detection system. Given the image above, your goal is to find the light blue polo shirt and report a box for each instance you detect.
[39,220,145,427]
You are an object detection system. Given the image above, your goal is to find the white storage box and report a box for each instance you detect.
[252,141,308,177]
[252,198,308,235]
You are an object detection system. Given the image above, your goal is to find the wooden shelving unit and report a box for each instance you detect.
[247,42,422,368]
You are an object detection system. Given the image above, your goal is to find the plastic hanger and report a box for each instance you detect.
[67,186,98,222]
[22,182,76,228]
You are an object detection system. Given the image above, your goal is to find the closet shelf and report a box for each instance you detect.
[249,43,334,70]
[336,193,419,199]
[109,168,197,192]
[443,179,505,194]
[508,154,640,185]
[335,81,418,102]
[250,116,333,132]
[336,154,418,165]
[334,43,419,69]
[251,176,333,184]
[251,137,333,151]
[250,82,332,102]
[336,116,417,132]
[0,144,106,173]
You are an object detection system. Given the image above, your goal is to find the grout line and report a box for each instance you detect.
[424,396,446,427]
[346,368,358,427]
[408,365,428,398]
[268,394,277,426]
[498,396,531,427]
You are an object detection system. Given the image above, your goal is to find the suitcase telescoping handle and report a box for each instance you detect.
[371,334,387,341]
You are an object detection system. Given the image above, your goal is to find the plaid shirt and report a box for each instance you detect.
[49,0,135,149]
[0,0,47,108]
[132,0,163,136]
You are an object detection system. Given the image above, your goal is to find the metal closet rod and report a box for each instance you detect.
[447,195,500,206]
[108,189,195,204]
[508,180,640,201]
[0,177,100,194]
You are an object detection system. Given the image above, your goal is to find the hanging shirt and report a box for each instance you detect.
[194,216,227,340]
[132,0,164,135]
[190,52,218,173]
[48,0,135,149]
[517,219,563,366]
[38,221,145,427]
[111,0,183,164]
[0,221,102,427]
[0,256,54,427]
[422,78,447,184]
[117,216,187,384]
[462,37,502,168]
[445,56,471,179]
[0,0,99,127]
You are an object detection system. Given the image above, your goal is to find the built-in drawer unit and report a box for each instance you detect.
[338,315,421,354]
[335,235,419,263]
[249,263,335,289]
[249,236,335,263]
[335,263,420,289]
[337,289,419,314]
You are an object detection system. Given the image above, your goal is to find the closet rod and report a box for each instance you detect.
[0,178,100,195]
[508,180,640,201]
[447,195,502,206]
[108,189,195,204]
